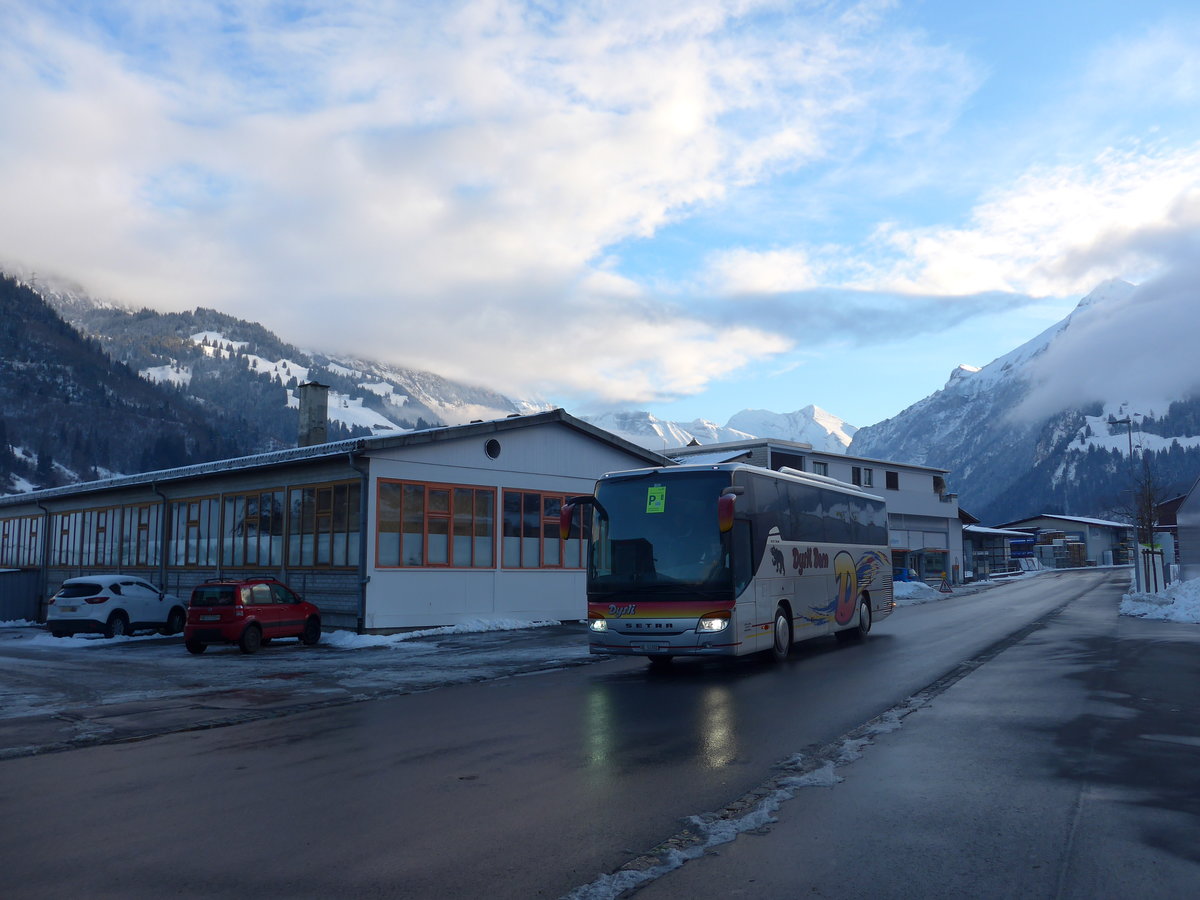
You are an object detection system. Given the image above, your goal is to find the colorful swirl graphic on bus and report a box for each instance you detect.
[833,549,889,624]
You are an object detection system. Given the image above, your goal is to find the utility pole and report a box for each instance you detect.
[1110,415,1140,591]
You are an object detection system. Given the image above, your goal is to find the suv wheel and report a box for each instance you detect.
[104,612,129,639]
[162,607,186,636]
[239,624,263,654]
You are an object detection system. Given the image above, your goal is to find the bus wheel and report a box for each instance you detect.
[838,597,872,643]
[771,606,792,661]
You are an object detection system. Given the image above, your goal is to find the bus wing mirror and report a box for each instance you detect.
[718,493,736,533]
[561,496,596,541]
[560,503,575,541]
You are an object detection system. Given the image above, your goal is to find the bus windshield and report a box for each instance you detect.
[589,470,732,594]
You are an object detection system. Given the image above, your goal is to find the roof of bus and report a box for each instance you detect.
[598,462,886,503]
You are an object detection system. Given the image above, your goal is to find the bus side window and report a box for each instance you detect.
[822,488,853,543]
[788,483,824,542]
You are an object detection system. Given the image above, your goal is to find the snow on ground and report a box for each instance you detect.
[893,580,943,605]
[283,388,408,434]
[140,364,192,386]
[323,618,559,649]
[14,617,563,650]
[22,630,173,648]
[1121,577,1200,624]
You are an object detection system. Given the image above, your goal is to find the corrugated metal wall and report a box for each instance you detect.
[0,570,41,622]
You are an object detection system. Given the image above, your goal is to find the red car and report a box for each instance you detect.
[184,578,321,654]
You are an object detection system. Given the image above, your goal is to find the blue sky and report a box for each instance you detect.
[2,1,1198,429]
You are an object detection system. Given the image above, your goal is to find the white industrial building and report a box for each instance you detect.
[0,410,669,630]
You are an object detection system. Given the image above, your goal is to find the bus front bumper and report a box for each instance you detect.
[589,630,740,657]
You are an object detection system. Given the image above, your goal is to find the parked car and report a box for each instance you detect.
[46,575,186,638]
[184,577,321,654]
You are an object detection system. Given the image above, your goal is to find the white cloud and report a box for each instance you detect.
[844,142,1200,298]
[701,247,820,294]
[1014,260,1200,422]
[0,1,1015,407]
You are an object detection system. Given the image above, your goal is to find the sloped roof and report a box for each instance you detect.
[994,513,1132,530]
[668,448,754,466]
[964,525,1030,538]
[668,438,950,474]
[0,408,672,508]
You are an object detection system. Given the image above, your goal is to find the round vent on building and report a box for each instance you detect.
[485,439,502,459]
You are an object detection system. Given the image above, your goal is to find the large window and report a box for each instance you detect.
[502,489,587,569]
[81,507,120,568]
[288,481,361,567]
[0,515,42,567]
[223,490,286,567]
[377,481,494,568]
[121,503,162,567]
[169,497,220,567]
[49,512,82,566]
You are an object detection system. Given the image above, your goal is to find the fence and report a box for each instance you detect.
[1140,547,1167,593]
[0,570,42,622]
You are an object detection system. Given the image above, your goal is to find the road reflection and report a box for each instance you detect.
[582,664,750,777]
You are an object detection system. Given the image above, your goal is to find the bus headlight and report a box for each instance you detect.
[589,618,607,632]
[697,614,730,633]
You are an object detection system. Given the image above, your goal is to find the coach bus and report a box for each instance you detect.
[563,463,893,664]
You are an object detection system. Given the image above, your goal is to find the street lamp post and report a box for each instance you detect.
[1109,416,1139,591]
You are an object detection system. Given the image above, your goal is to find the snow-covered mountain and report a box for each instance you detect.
[31,276,548,442]
[581,411,756,450]
[850,279,1200,523]
[726,406,857,453]
[584,405,856,452]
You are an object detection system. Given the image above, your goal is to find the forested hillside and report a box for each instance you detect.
[0,276,253,489]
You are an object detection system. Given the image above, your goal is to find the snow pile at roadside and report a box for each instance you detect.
[24,631,165,648]
[322,618,559,649]
[1121,577,1200,624]
[892,580,942,606]
[0,619,38,628]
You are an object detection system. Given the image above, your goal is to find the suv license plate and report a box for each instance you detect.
[199,614,220,622]
[60,605,78,613]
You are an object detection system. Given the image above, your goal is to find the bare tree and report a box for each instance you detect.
[1100,451,1172,545]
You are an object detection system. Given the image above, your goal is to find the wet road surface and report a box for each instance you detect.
[3,570,1193,898]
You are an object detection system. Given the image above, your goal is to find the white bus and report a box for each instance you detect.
[564,463,893,664]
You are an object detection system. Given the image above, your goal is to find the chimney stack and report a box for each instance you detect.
[298,381,330,447]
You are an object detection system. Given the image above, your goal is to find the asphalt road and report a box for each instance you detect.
[2,569,1195,899]
[632,569,1200,899]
